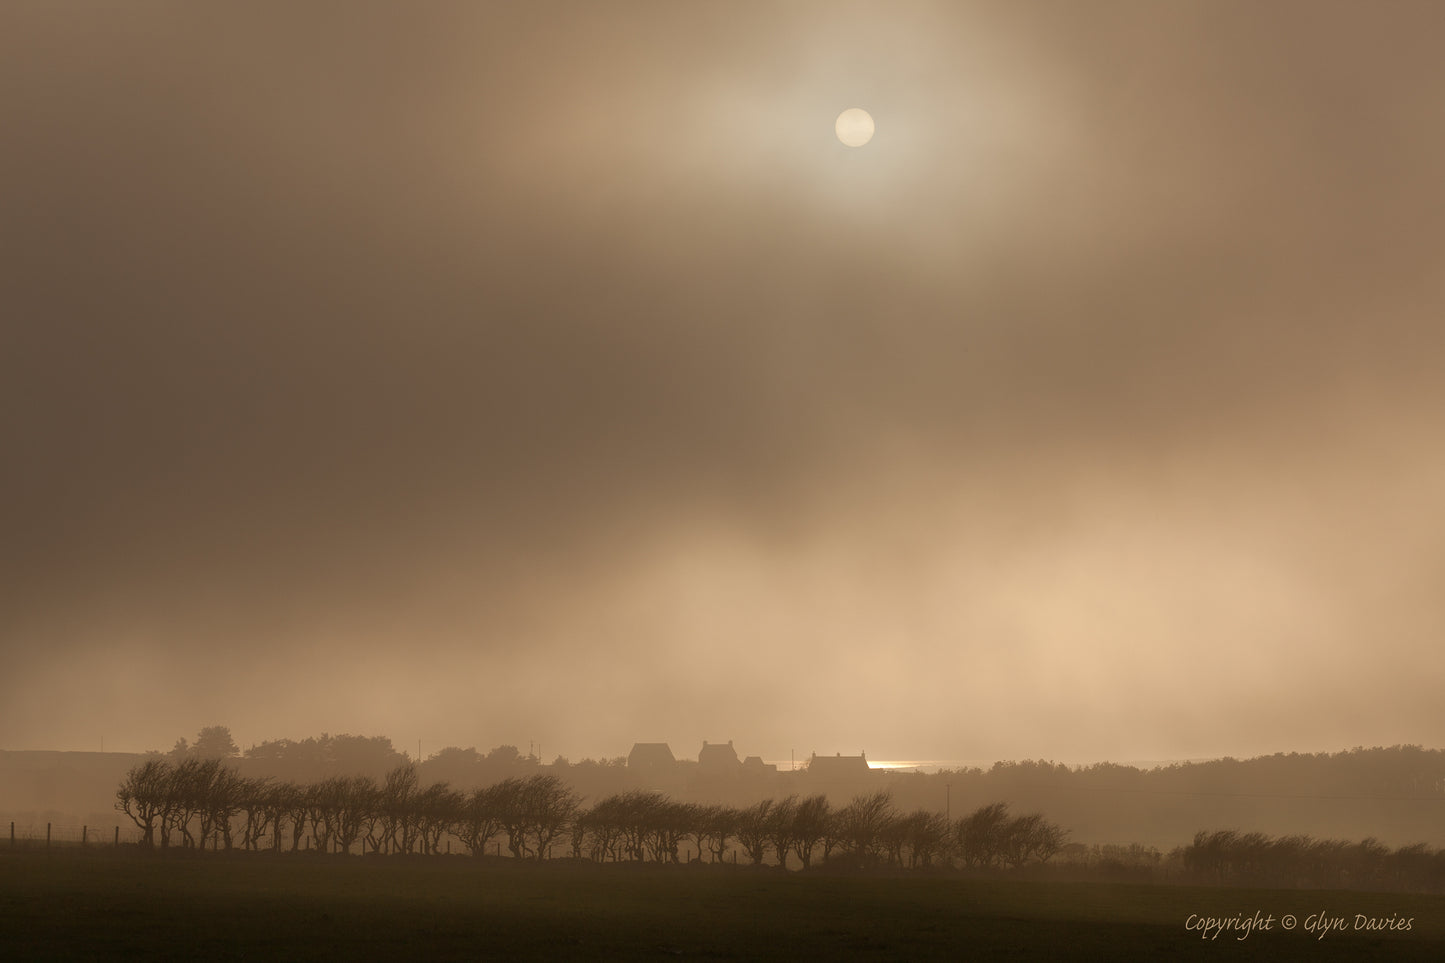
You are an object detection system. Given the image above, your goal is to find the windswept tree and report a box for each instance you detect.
[236,776,275,851]
[736,798,774,865]
[901,810,951,869]
[163,757,222,849]
[524,774,580,860]
[453,783,508,857]
[279,781,311,852]
[583,794,635,862]
[375,763,419,854]
[837,791,897,862]
[304,781,337,853]
[820,806,846,863]
[583,796,620,862]
[644,799,695,864]
[879,810,910,867]
[1346,837,1391,889]
[415,781,463,855]
[790,795,831,870]
[567,806,592,859]
[694,804,738,864]
[116,759,171,847]
[322,775,378,855]
[610,790,666,862]
[199,762,246,850]
[764,796,798,870]
[955,802,1012,868]
[1000,812,1057,868]
[1388,842,1435,892]
[492,777,532,859]
[956,804,1065,869]
[1264,834,1315,888]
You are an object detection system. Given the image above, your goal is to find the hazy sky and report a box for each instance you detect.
[5,1,1444,764]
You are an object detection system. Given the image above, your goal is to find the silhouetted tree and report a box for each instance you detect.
[236,776,274,851]
[415,781,463,855]
[695,804,738,864]
[584,794,637,862]
[199,762,245,850]
[764,796,798,870]
[837,791,896,861]
[375,763,419,854]
[115,759,170,847]
[790,795,831,869]
[454,780,518,857]
[530,774,581,860]
[319,775,377,855]
[880,811,909,866]
[1390,842,1435,892]
[194,725,240,760]
[278,781,311,852]
[328,734,405,779]
[421,746,484,788]
[955,802,1011,868]
[566,806,591,859]
[644,799,694,863]
[161,758,221,848]
[611,790,666,862]
[999,811,1066,868]
[736,798,774,865]
[259,781,294,852]
[303,782,335,853]
[492,777,532,858]
[1346,837,1391,889]
[901,810,951,868]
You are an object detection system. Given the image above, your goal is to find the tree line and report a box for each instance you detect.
[143,729,1445,850]
[115,759,1065,870]
[112,757,1445,891]
[1181,829,1445,893]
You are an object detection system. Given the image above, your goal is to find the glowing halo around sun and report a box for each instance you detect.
[835,107,875,147]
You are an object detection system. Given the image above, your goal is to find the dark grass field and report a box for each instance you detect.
[3,850,1443,960]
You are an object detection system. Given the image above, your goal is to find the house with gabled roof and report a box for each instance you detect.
[697,739,742,773]
[741,755,777,774]
[627,742,676,772]
[805,751,871,779]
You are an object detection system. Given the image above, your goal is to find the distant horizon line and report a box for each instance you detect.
[4,743,1437,772]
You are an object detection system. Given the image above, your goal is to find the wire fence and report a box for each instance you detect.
[5,820,144,849]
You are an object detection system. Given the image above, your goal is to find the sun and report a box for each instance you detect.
[835,108,875,147]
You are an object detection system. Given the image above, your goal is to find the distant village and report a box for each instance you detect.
[627,740,872,781]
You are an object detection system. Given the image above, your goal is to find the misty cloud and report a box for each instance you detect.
[4,1,1444,762]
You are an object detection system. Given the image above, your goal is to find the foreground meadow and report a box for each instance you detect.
[2,850,1442,960]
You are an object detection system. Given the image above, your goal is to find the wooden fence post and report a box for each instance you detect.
[9,822,13,847]
[47,823,52,850]
[115,826,120,847]
[82,826,87,848]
